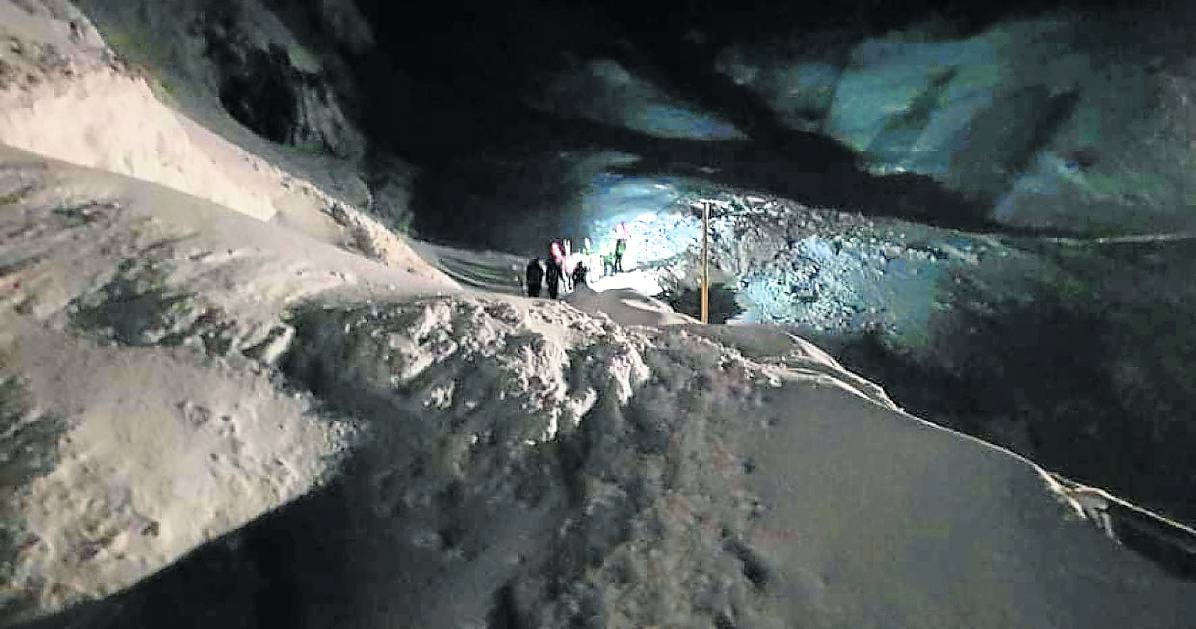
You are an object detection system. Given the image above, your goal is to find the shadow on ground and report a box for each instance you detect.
[660,283,743,324]
[816,239,1196,526]
[16,478,367,629]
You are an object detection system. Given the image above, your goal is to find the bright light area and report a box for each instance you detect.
[578,172,704,271]
[589,268,666,296]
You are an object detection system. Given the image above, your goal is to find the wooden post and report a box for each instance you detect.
[701,200,709,324]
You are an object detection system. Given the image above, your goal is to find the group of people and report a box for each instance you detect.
[525,223,630,299]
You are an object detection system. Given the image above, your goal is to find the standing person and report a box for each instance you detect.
[545,258,561,299]
[549,240,565,266]
[525,258,544,297]
[561,239,574,293]
[582,237,600,279]
[562,253,576,294]
[546,241,564,299]
[565,248,586,287]
[614,222,629,273]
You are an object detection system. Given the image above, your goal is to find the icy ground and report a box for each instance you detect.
[3,146,1195,628]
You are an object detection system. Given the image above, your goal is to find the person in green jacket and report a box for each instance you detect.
[600,240,615,277]
[613,221,630,272]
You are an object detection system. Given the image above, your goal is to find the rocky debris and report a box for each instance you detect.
[635,191,988,335]
[241,324,294,366]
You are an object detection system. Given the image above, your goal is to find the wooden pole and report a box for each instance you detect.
[701,200,709,324]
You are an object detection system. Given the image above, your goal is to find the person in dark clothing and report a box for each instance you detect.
[614,238,627,273]
[525,258,544,297]
[545,259,562,299]
[612,221,630,273]
[571,262,588,289]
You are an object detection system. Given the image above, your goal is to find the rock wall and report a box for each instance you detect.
[73,0,421,232]
[76,0,368,160]
[715,10,1196,233]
